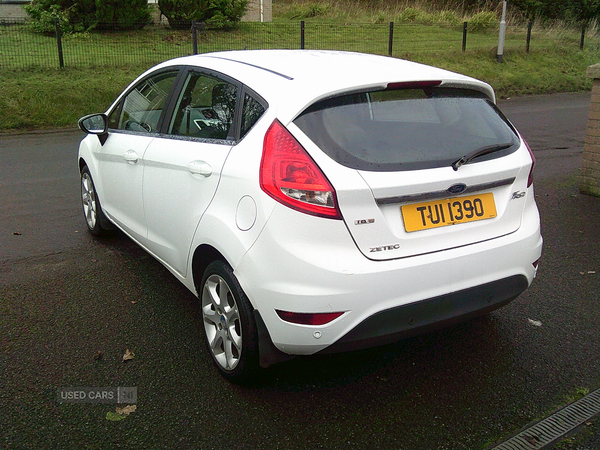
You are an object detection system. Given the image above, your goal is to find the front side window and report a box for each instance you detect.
[294,86,520,172]
[108,70,179,133]
[169,71,238,140]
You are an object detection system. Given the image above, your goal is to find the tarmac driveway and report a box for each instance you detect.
[1,92,599,449]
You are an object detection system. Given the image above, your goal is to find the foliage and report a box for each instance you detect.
[434,0,600,22]
[23,3,72,34]
[94,0,152,30]
[157,0,248,29]
[510,0,600,22]
[430,10,462,26]
[467,11,497,32]
[24,0,93,34]
[207,0,249,28]
[292,0,600,23]
[397,7,431,23]
[158,0,208,29]
[285,2,330,20]
[24,0,151,34]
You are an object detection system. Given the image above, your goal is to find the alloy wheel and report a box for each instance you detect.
[202,274,243,371]
[81,171,98,231]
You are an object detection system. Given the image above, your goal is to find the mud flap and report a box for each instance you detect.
[253,310,295,368]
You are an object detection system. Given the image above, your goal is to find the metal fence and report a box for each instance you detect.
[0,18,596,71]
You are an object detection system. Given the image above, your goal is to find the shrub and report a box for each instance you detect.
[24,0,151,33]
[206,0,248,28]
[158,0,248,30]
[397,7,432,24]
[467,11,497,32]
[25,0,94,34]
[286,2,330,20]
[24,2,74,34]
[95,0,152,30]
[430,10,462,27]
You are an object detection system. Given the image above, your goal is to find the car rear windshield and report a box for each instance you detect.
[293,86,520,172]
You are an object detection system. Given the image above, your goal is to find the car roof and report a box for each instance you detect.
[153,50,496,123]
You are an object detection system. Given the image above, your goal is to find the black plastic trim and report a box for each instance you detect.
[319,275,529,354]
[254,310,295,368]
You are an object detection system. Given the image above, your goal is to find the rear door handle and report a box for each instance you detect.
[123,149,139,164]
[188,160,212,177]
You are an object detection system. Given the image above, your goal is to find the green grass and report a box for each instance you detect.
[0,67,144,130]
[1,1,599,131]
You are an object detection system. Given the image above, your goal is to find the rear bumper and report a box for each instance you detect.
[319,274,528,354]
[235,202,542,357]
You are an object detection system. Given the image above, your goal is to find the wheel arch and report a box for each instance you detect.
[78,157,88,173]
[191,243,293,369]
[191,244,228,296]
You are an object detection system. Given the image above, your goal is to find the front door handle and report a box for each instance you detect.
[188,160,212,177]
[123,149,139,164]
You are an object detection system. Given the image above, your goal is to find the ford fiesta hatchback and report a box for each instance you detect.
[78,50,542,381]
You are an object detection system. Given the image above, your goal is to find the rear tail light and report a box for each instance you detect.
[260,120,342,219]
[524,139,536,187]
[276,310,345,326]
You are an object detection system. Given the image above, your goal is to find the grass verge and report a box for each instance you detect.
[2,46,597,132]
[2,0,600,132]
[1,66,146,131]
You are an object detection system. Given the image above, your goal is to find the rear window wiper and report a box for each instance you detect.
[451,143,514,171]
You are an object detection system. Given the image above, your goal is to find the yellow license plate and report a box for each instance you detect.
[401,193,497,232]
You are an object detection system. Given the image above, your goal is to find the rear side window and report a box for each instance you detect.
[240,93,266,139]
[294,86,520,172]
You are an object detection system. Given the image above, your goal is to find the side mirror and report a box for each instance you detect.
[78,113,108,134]
[78,113,108,144]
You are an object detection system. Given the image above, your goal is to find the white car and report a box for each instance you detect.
[78,50,542,381]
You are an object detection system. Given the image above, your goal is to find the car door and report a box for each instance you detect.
[97,69,180,242]
[141,69,241,276]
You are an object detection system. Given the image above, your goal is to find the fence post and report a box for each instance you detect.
[462,21,467,52]
[191,22,205,55]
[496,0,507,62]
[300,21,305,49]
[526,21,533,53]
[54,18,64,69]
[388,22,394,56]
[580,23,586,50]
[192,21,198,55]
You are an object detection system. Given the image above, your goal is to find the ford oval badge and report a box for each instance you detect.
[447,183,467,195]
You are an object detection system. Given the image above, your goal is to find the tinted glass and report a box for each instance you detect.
[108,70,178,133]
[240,93,266,138]
[169,71,238,140]
[294,87,520,172]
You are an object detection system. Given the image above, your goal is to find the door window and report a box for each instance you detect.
[108,70,179,133]
[169,71,238,140]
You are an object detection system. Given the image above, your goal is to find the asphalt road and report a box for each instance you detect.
[1,92,599,449]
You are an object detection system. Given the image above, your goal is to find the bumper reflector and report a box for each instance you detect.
[276,310,344,326]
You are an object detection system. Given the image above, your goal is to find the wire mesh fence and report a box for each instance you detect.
[1,18,597,71]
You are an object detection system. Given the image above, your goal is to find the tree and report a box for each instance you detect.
[158,0,248,30]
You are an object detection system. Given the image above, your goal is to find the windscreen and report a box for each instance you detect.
[294,86,520,172]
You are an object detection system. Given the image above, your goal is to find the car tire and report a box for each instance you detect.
[80,166,112,236]
[200,260,259,382]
